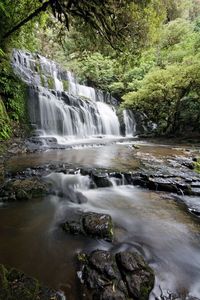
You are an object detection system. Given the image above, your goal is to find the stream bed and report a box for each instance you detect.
[1,140,200,299]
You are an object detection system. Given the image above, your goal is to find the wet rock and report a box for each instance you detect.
[80,168,93,176]
[189,208,200,217]
[92,172,112,188]
[62,212,113,241]
[0,264,62,300]
[147,177,179,193]
[83,212,113,240]
[0,160,4,185]
[191,188,200,196]
[130,171,200,196]
[116,251,155,299]
[78,250,154,300]
[0,178,49,201]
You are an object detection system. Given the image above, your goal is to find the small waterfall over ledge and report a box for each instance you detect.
[12,49,136,143]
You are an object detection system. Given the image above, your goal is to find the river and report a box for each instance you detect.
[1,140,200,299]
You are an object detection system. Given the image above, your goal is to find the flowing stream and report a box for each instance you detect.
[1,142,200,299]
[0,51,200,299]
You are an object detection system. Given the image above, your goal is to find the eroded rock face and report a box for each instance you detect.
[78,250,154,300]
[0,264,62,300]
[62,212,113,242]
[0,178,49,201]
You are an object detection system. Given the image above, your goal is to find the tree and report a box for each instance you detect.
[1,0,150,50]
[122,55,200,134]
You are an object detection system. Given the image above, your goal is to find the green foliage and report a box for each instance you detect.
[0,54,28,140]
[62,80,69,91]
[194,159,200,173]
[0,58,27,121]
[74,53,116,90]
[0,98,12,141]
[47,77,55,90]
[122,54,200,134]
[0,0,199,140]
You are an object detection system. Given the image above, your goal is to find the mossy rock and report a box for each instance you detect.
[78,250,155,300]
[62,79,69,91]
[0,178,49,201]
[0,265,62,300]
[116,251,155,300]
[47,76,55,89]
[62,212,114,242]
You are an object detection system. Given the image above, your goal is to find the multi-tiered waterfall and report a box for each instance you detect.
[12,50,136,144]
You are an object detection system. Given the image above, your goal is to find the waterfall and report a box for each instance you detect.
[67,71,96,101]
[123,110,136,137]
[12,49,135,143]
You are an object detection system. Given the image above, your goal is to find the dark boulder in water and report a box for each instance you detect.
[92,172,112,188]
[78,249,154,300]
[62,212,113,241]
[116,251,155,300]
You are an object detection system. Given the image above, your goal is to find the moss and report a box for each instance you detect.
[0,98,12,141]
[62,79,69,91]
[0,264,9,289]
[194,158,200,173]
[80,96,91,101]
[139,262,155,300]
[1,178,49,201]
[0,265,10,300]
[47,76,55,89]
[0,56,30,140]
[40,74,46,87]
[77,252,87,263]
[0,264,61,300]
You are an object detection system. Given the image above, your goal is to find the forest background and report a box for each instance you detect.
[0,0,200,140]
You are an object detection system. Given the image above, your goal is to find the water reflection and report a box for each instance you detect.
[6,141,191,173]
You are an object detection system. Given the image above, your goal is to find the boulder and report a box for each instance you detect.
[92,172,112,188]
[0,178,49,201]
[78,250,154,300]
[116,251,155,300]
[82,212,113,241]
[62,212,113,242]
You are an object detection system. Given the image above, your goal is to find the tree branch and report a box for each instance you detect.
[3,0,51,40]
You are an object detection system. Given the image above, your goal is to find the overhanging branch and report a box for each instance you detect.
[3,1,51,40]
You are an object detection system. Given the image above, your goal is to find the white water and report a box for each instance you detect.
[67,71,96,101]
[42,171,200,299]
[123,109,136,137]
[12,50,137,143]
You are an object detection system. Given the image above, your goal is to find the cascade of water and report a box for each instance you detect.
[39,55,64,91]
[96,102,120,136]
[12,49,136,142]
[123,109,136,137]
[67,71,96,101]
[46,173,91,193]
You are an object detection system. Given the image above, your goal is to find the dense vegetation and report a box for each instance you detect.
[0,0,200,139]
